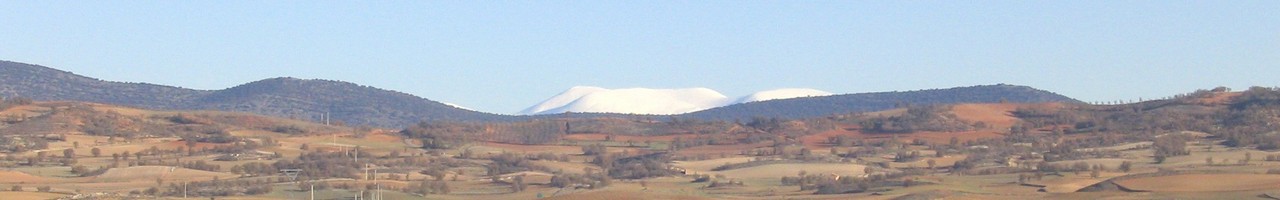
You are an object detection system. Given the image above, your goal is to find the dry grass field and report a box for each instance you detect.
[1046,158,1131,170]
[531,160,601,174]
[717,163,867,179]
[950,103,1023,129]
[0,191,68,200]
[1035,174,1117,193]
[885,154,968,169]
[91,166,237,182]
[473,142,584,154]
[673,143,771,157]
[1114,174,1280,192]
[3,95,1280,200]
[0,170,61,184]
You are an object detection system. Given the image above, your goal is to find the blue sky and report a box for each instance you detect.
[2,1,1277,113]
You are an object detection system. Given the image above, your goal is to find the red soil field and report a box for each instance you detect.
[950,103,1021,129]
[800,126,1004,148]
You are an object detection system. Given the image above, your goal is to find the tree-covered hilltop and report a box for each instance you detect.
[685,84,1081,121]
[0,60,511,127]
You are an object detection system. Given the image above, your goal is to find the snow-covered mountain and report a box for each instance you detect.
[519,86,833,115]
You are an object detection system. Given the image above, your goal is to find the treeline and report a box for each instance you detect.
[0,136,51,153]
[780,169,932,195]
[603,152,681,179]
[567,117,738,136]
[265,151,367,180]
[550,172,611,189]
[1218,86,1280,150]
[485,152,550,176]
[480,151,612,190]
[402,120,562,147]
[161,178,274,197]
[0,96,33,110]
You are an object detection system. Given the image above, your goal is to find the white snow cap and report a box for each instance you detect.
[519,86,834,115]
[441,102,474,111]
[736,88,835,103]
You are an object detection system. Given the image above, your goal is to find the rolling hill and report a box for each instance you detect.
[192,77,509,126]
[519,86,833,115]
[1,60,1082,127]
[0,60,507,127]
[683,84,1082,120]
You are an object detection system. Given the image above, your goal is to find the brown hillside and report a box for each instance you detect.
[949,103,1021,128]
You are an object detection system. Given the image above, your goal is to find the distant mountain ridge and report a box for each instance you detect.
[0,60,506,127]
[193,77,508,125]
[0,60,203,108]
[684,84,1082,120]
[0,60,1082,127]
[520,86,833,115]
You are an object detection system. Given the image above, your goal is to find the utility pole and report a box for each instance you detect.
[374,167,380,200]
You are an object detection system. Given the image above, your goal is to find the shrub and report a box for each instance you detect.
[692,174,711,183]
[706,180,744,188]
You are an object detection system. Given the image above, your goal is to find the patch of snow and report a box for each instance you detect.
[441,102,474,111]
[518,86,834,115]
[736,88,835,103]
